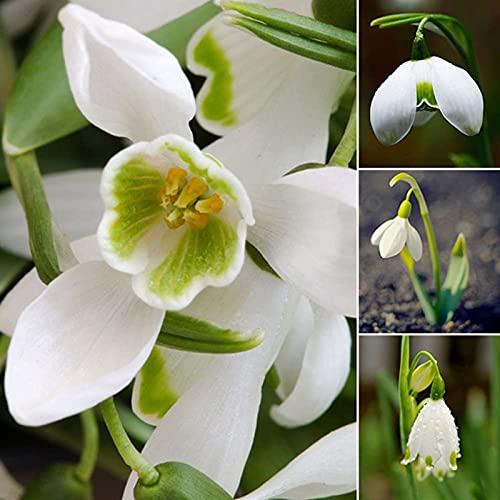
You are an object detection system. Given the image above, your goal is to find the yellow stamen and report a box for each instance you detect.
[175,177,208,208]
[164,207,185,230]
[184,209,209,229]
[195,194,224,214]
[165,167,187,196]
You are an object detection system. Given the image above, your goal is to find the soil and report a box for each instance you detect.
[359,170,500,333]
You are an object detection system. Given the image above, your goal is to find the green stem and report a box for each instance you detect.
[492,338,500,498]
[411,17,430,60]
[400,248,437,324]
[100,398,159,486]
[5,152,74,283]
[74,409,99,482]
[399,337,418,500]
[328,98,356,166]
[391,173,441,318]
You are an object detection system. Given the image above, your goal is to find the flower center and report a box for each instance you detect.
[158,167,224,230]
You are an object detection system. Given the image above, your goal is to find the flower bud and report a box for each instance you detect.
[409,360,435,394]
[134,462,232,500]
[21,464,92,500]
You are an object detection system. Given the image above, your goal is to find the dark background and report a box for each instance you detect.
[360,0,500,166]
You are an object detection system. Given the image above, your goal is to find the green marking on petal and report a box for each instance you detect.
[416,81,437,107]
[138,347,178,419]
[425,455,433,467]
[193,31,237,127]
[403,446,411,462]
[163,143,237,201]
[450,450,458,468]
[109,159,165,259]
[148,217,238,300]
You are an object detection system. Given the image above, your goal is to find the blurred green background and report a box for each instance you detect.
[360,335,498,500]
[360,0,500,166]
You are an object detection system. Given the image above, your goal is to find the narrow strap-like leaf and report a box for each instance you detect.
[228,16,356,71]
[221,0,356,52]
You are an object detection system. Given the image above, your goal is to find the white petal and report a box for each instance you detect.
[71,0,208,32]
[59,4,196,143]
[271,308,351,428]
[0,170,102,259]
[370,218,395,246]
[413,110,436,127]
[274,296,314,400]
[378,217,407,258]
[0,461,22,500]
[0,269,44,337]
[430,57,483,136]
[187,0,311,136]
[123,260,299,497]
[205,59,353,186]
[5,261,164,426]
[370,61,416,146]
[406,222,423,261]
[248,168,356,316]
[240,423,357,500]
[132,258,284,425]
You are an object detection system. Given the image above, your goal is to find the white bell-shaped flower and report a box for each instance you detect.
[370,56,483,146]
[402,398,460,481]
[370,200,423,261]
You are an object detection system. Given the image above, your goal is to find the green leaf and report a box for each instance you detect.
[220,1,356,52]
[227,16,356,71]
[157,311,264,354]
[439,233,469,323]
[3,3,219,155]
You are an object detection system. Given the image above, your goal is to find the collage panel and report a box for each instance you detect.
[0,1,358,499]
[360,0,499,167]
[359,170,500,334]
[360,335,495,500]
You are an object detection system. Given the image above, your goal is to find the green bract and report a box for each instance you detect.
[134,462,232,500]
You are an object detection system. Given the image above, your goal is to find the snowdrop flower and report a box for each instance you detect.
[370,56,483,146]
[370,200,423,260]
[0,4,355,429]
[401,399,460,481]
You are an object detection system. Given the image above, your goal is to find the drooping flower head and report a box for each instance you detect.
[370,56,483,146]
[401,398,460,481]
[370,199,423,260]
